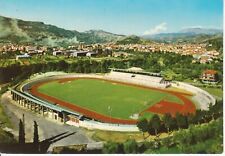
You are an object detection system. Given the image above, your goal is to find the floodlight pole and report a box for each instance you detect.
[108,106,112,124]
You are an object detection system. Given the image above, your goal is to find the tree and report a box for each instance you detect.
[33,121,39,144]
[123,139,138,154]
[187,113,198,125]
[57,60,68,71]
[162,69,177,81]
[149,114,161,136]
[194,110,204,124]
[19,119,25,144]
[161,136,173,148]
[209,100,223,120]
[200,110,208,123]
[137,118,149,139]
[175,113,188,129]
[102,141,120,154]
[162,113,177,134]
[173,130,189,150]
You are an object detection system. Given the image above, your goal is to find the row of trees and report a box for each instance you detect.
[102,117,223,154]
[0,51,222,85]
[0,58,131,84]
[137,113,186,140]
[137,100,223,139]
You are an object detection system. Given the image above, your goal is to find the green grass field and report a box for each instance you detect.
[198,87,223,98]
[38,78,183,120]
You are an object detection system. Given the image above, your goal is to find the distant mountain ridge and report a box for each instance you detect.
[142,28,223,43]
[116,35,154,45]
[82,29,125,44]
[0,15,125,46]
[179,28,222,35]
[0,15,223,46]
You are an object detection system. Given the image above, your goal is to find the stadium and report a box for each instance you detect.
[10,69,216,132]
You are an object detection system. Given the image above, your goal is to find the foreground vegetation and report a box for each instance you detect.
[144,117,223,154]
[101,100,223,154]
[101,118,222,154]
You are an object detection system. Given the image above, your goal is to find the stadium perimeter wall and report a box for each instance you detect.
[16,71,216,131]
[66,120,139,132]
[171,82,216,110]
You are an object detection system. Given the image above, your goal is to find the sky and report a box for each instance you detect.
[0,0,223,35]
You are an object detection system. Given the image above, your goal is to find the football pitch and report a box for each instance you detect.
[37,78,183,120]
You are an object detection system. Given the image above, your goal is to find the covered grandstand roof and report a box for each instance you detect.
[127,67,144,71]
[10,89,81,116]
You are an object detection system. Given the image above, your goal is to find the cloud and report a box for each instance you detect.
[11,19,30,39]
[143,22,167,35]
[41,36,79,46]
[0,17,30,39]
[181,25,203,29]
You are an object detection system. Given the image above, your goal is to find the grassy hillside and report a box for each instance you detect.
[202,36,223,53]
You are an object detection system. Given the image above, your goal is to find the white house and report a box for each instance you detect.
[86,52,97,57]
[53,51,63,56]
[70,51,89,57]
[16,53,31,60]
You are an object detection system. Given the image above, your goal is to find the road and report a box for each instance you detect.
[0,91,96,152]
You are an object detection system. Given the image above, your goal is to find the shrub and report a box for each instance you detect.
[123,139,138,154]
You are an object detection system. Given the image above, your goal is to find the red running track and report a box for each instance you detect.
[30,77,196,124]
[144,92,196,116]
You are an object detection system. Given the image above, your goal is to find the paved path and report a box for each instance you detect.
[1,91,96,152]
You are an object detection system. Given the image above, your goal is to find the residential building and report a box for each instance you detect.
[16,53,31,60]
[200,70,218,83]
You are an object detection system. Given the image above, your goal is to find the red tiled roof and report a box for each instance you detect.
[203,70,217,75]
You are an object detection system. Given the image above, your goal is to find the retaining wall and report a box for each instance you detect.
[66,120,139,132]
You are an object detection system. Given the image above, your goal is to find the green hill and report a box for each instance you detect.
[0,16,123,46]
[201,36,223,54]
[116,35,153,45]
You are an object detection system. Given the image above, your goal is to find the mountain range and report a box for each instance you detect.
[0,15,223,46]
[142,28,222,43]
[179,27,222,34]
[0,15,125,46]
